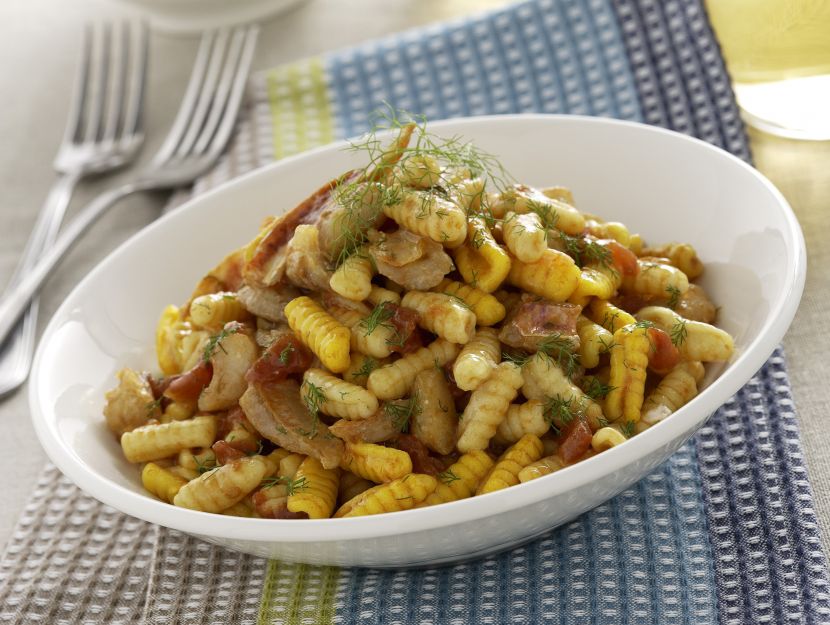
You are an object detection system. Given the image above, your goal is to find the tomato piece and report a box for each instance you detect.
[212,440,247,465]
[246,334,313,385]
[647,327,680,375]
[600,239,638,277]
[164,360,213,403]
[557,416,593,464]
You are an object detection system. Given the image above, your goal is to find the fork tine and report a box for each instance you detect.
[62,24,93,145]
[174,29,231,158]
[83,23,110,144]
[152,31,216,164]
[206,26,259,158]
[191,27,247,155]
[102,21,127,144]
[121,21,149,141]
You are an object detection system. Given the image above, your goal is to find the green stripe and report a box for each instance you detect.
[265,57,336,160]
[257,560,340,625]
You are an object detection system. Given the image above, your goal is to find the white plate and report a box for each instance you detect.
[29,115,806,568]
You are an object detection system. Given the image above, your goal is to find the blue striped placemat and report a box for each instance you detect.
[1,1,828,624]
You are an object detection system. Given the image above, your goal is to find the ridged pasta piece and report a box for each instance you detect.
[521,355,606,431]
[121,416,218,463]
[190,292,249,330]
[367,338,460,400]
[457,362,523,452]
[540,185,575,205]
[168,465,199,481]
[587,299,636,334]
[156,305,187,375]
[591,426,628,451]
[340,442,412,483]
[569,264,621,305]
[284,296,351,373]
[507,249,580,302]
[367,285,401,306]
[452,328,501,391]
[451,177,486,212]
[498,184,585,235]
[518,455,565,483]
[161,401,194,423]
[220,501,255,517]
[643,242,703,279]
[576,315,614,369]
[452,216,511,293]
[398,154,442,188]
[495,400,548,444]
[142,462,188,503]
[173,455,270,513]
[628,233,644,255]
[433,279,505,326]
[420,450,494,506]
[287,456,340,519]
[329,252,374,301]
[382,190,467,247]
[605,323,651,424]
[635,306,734,362]
[585,219,631,247]
[343,352,383,388]
[329,304,396,360]
[401,291,476,344]
[301,368,379,420]
[410,368,457,455]
[622,259,689,298]
[177,447,216,472]
[477,434,544,494]
[335,474,437,517]
[502,211,546,263]
[641,360,705,425]
[338,470,375,506]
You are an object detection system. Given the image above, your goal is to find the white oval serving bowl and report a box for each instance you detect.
[29,115,805,568]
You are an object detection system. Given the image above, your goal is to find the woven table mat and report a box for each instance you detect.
[2,1,829,623]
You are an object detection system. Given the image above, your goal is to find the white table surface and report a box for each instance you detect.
[2,0,829,557]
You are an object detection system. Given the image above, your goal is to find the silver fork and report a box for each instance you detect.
[0,21,147,398]
[0,25,259,373]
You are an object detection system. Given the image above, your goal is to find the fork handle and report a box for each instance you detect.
[0,179,155,349]
[0,172,82,397]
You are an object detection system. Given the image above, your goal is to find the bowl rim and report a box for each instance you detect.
[29,114,806,542]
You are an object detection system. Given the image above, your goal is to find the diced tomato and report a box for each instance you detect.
[246,334,313,385]
[212,440,247,465]
[556,416,593,464]
[599,239,638,277]
[386,304,421,354]
[647,327,680,375]
[164,360,213,403]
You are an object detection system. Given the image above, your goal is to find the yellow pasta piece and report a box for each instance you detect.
[591,426,628,451]
[502,211,546,263]
[587,299,636,334]
[382,190,467,247]
[451,177,486,212]
[189,292,248,330]
[329,253,374,302]
[605,323,651,424]
[641,360,705,425]
[643,242,703,279]
[367,338,459,400]
[495,400,549,444]
[420,450,494,506]
[452,328,501,391]
[177,448,216,473]
[168,465,199,481]
[629,233,644,255]
[585,219,631,247]
[343,352,383,388]
[284,296,351,373]
[433,279,506,326]
[452,216,511,293]
[507,249,580,302]
[521,355,606,431]
[335,474,437,518]
[569,264,621,305]
[340,442,412,483]
[477,434,544,494]
[623,259,689,298]
[220,501,255,518]
[636,306,733,362]
[160,401,194,423]
[301,368,379,420]
[457,362,523,452]
[155,305,189,375]
[121,416,217,463]
[262,448,294,476]
[287,457,340,519]
[173,455,270,513]
[518,455,565,483]
[576,315,614,369]
[398,153,442,188]
[329,304,396,360]
[401,291,476,344]
[367,285,401,306]
[506,184,585,235]
[141,462,188,503]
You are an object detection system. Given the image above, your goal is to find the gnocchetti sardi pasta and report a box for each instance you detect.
[103,117,734,519]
